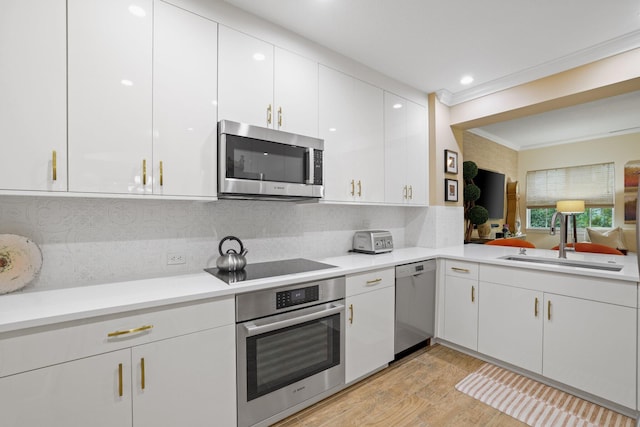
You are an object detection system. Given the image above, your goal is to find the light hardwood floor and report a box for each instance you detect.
[272,344,527,427]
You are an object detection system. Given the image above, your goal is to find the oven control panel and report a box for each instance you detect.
[276,285,319,309]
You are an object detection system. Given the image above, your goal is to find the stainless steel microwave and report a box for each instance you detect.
[218,120,324,200]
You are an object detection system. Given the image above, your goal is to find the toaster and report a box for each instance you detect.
[352,230,394,254]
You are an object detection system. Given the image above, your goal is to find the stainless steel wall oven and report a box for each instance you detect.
[236,276,345,427]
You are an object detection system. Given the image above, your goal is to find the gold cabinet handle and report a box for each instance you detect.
[408,185,413,200]
[451,267,470,273]
[142,159,147,186]
[349,304,353,324]
[403,185,407,199]
[471,286,475,302]
[547,300,551,320]
[159,161,164,187]
[534,297,539,317]
[267,104,272,125]
[107,324,154,338]
[365,278,382,286]
[357,180,362,197]
[52,150,57,181]
[350,179,355,196]
[277,106,282,128]
[140,357,146,390]
[118,363,123,397]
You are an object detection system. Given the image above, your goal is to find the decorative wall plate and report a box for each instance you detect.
[0,234,43,294]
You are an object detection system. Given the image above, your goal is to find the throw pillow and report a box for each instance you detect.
[586,227,628,251]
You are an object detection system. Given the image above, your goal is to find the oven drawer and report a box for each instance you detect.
[0,296,234,377]
[346,268,394,297]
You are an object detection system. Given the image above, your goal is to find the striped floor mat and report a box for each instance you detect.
[455,363,635,427]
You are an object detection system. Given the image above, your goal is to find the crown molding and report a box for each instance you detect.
[437,30,640,107]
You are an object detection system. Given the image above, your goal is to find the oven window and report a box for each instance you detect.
[246,313,340,401]
[226,134,307,184]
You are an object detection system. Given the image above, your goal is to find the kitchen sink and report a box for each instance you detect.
[498,255,624,271]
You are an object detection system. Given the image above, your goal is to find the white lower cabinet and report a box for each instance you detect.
[0,349,132,427]
[0,298,236,427]
[478,282,543,373]
[543,293,636,409]
[442,261,479,350]
[133,326,236,427]
[474,263,637,409]
[345,268,395,383]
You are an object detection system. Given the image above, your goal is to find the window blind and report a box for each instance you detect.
[526,163,614,208]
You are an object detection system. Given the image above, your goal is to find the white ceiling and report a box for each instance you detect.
[223,0,640,149]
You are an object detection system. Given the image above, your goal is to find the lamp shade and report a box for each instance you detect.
[556,200,585,214]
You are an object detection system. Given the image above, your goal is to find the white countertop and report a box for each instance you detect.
[0,245,637,334]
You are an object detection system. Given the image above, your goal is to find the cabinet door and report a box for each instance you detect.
[153,2,218,197]
[319,66,384,203]
[352,79,384,203]
[218,26,274,128]
[345,286,395,383]
[0,349,132,427]
[405,101,428,205]
[319,66,355,202]
[478,282,543,373]
[443,276,478,350]
[274,47,318,137]
[0,0,66,192]
[132,326,236,427]
[383,92,407,204]
[543,293,636,408]
[68,0,153,194]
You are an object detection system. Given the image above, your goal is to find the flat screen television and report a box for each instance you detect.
[474,168,505,219]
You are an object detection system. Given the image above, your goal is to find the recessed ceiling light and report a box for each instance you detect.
[121,79,133,86]
[128,5,146,17]
[460,75,474,85]
[329,127,337,132]
[392,103,403,109]
[253,53,266,61]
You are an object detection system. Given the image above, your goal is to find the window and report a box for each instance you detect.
[526,163,615,229]
[527,207,614,229]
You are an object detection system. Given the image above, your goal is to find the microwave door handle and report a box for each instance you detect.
[305,148,314,184]
[243,302,344,337]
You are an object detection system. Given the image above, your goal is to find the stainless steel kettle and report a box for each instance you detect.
[216,236,248,272]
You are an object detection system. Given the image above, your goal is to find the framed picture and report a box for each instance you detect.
[445,149,458,174]
[445,179,458,202]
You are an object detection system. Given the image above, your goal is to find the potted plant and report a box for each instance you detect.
[463,161,489,242]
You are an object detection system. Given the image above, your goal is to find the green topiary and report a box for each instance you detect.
[462,160,489,241]
[468,205,489,226]
[464,183,481,203]
[463,161,478,181]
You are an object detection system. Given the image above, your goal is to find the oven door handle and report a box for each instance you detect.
[243,302,344,337]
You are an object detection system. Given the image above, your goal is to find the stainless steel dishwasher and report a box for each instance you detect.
[394,259,436,358]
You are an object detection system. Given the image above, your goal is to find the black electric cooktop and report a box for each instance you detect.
[204,258,337,284]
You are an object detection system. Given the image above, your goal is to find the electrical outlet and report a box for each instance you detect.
[167,253,186,265]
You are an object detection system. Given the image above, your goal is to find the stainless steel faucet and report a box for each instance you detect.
[550,211,574,258]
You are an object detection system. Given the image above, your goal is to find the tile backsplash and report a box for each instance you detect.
[0,196,459,292]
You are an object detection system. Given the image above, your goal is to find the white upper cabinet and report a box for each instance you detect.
[405,101,428,205]
[0,0,67,192]
[218,25,274,129]
[384,92,428,205]
[68,0,153,194]
[319,65,384,203]
[218,26,319,137]
[274,47,319,137]
[153,2,218,197]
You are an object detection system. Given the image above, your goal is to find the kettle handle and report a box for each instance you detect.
[219,236,244,256]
